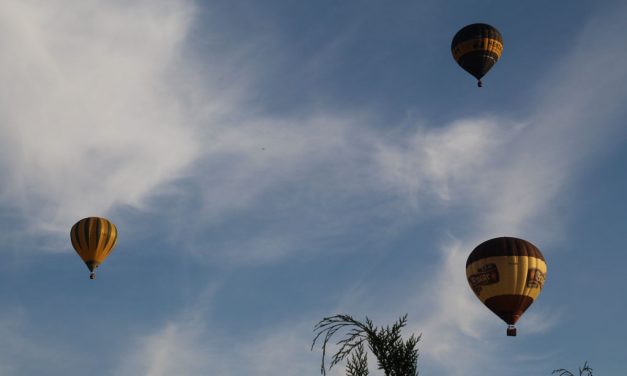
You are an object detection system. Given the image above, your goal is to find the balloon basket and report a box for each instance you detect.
[507,325,516,336]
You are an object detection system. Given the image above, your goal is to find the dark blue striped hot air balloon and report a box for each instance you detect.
[451,23,503,87]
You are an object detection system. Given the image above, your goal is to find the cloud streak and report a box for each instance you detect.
[116,307,319,376]
[0,0,200,241]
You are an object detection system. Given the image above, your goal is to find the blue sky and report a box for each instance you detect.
[0,0,626,375]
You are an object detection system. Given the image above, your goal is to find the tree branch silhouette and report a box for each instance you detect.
[552,361,593,376]
[312,314,420,376]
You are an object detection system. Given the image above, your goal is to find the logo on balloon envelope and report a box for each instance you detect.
[468,263,500,295]
[526,268,546,288]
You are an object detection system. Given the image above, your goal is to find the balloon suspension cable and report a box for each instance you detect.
[506,325,517,337]
[477,80,483,88]
[90,272,96,280]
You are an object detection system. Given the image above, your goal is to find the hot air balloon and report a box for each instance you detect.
[70,217,118,279]
[451,23,503,87]
[466,237,546,336]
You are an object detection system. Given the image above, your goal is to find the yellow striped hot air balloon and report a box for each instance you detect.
[451,23,503,87]
[466,237,547,336]
[70,217,118,279]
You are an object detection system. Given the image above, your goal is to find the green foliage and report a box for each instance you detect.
[552,361,593,376]
[312,314,420,376]
[346,343,369,376]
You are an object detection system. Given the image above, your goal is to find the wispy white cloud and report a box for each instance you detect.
[117,309,320,376]
[0,0,200,240]
[154,112,410,266]
[374,117,524,206]
[115,321,214,376]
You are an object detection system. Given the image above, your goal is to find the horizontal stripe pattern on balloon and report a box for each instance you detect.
[451,23,503,85]
[466,237,547,333]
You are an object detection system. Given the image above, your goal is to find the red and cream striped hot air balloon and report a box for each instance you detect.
[70,217,118,279]
[466,237,547,336]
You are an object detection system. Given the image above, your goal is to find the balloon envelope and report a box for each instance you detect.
[466,237,546,335]
[70,217,118,278]
[451,23,503,87]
